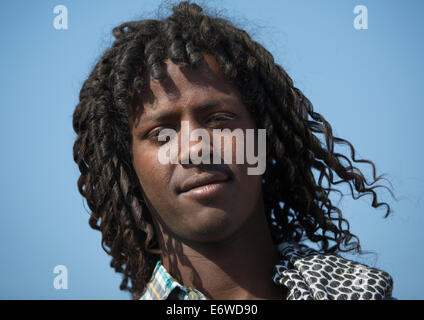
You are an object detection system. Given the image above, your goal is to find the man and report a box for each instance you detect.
[73,1,394,300]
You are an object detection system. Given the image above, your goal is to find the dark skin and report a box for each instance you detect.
[131,54,286,300]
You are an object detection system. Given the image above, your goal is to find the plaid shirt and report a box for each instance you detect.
[140,242,394,300]
[140,260,207,300]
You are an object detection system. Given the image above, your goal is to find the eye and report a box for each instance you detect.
[205,112,236,126]
[146,128,163,138]
[146,127,176,143]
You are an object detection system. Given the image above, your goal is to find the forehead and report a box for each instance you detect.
[132,54,239,127]
[151,54,233,100]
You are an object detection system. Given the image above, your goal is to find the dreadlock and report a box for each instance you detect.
[72,1,392,299]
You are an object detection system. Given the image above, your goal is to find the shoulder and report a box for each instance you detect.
[273,242,395,300]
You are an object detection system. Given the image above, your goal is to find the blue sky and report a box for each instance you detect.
[0,0,423,299]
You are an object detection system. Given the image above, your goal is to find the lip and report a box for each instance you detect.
[179,171,230,194]
[181,182,229,199]
[177,171,233,201]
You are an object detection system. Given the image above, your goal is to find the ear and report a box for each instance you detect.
[137,189,165,255]
[144,223,162,255]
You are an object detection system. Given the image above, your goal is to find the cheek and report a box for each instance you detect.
[235,163,262,195]
[132,146,169,198]
[227,128,263,200]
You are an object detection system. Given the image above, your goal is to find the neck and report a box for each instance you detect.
[156,205,284,300]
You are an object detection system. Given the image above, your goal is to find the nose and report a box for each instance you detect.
[178,120,214,165]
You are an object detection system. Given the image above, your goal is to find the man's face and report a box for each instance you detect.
[131,54,264,244]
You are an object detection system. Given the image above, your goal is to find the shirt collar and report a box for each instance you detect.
[140,260,207,300]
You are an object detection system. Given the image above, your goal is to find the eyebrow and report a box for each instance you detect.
[141,98,224,124]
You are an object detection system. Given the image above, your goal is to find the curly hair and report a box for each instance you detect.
[72,1,393,299]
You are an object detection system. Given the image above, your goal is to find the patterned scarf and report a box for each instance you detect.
[273,242,394,300]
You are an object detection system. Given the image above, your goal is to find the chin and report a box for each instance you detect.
[182,208,241,243]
